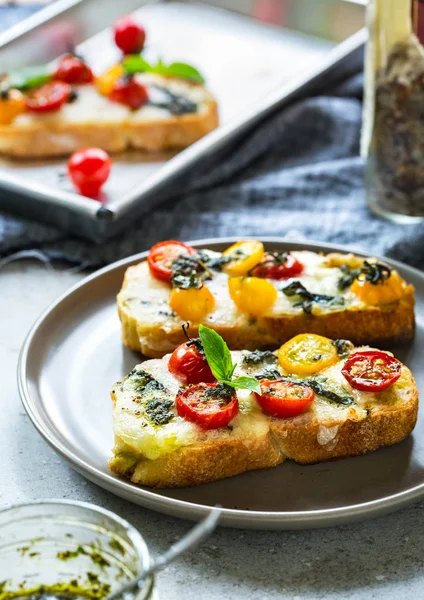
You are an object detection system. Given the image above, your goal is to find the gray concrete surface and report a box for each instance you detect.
[2,260,424,599]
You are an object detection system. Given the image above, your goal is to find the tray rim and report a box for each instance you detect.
[0,0,366,240]
[18,237,424,530]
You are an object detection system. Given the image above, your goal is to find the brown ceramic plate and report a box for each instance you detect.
[17,238,424,529]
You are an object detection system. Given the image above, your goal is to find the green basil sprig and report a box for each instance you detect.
[5,66,53,91]
[122,55,205,84]
[198,325,261,394]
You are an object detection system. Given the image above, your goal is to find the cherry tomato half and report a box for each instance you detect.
[114,16,146,54]
[176,383,238,429]
[55,54,94,84]
[68,147,111,197]
[255,378,314,418]
[341,351,402,392]
[148,241,196,283]
[25,81,71,113]
[168,340,215,385]
[252,253,304,280]
[109,76,148,110]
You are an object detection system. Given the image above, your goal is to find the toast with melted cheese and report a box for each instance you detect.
[118,249,415,358]
[109,345,418,488]
[0,73,218,158]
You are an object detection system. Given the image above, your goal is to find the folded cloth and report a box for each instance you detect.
[1,18,423,269]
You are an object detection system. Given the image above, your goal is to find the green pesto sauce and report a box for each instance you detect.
[0,581,110,600]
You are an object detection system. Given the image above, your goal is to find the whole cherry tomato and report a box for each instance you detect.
[114,16,146,54]
[168,333,215,385]
[341,351,402,392]
[255,378,314,418]
[147,241,196,283]
[55,54,94,84]
[109,76,148,110]
[68,147,111,197]
[176,382,238,429]
[252,253,304,280]
[25,81,71,113]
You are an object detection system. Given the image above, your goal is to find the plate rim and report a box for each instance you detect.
[17,237,424,529]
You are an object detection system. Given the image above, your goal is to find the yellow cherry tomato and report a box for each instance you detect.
[222,240,264,276]
[0,89,26,125]
[278,334,339,376]
[228,276,277,316]
[95,64,125,96]
[351,270,405,305]
[169,285,215,322]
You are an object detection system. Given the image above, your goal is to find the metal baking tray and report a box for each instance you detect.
[0,0,366,241]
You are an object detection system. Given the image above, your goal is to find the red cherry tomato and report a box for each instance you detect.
[25,81,71,113]
[169,340,215,385]
[68,148,111,197]
[252,254,304,280]
[148,241,196,283]
[176,383,238,429]
[55,54,94,84]
[341,351,402,392]
[109,76,148,110]
[114,16,146,54]
[255,378,314,418]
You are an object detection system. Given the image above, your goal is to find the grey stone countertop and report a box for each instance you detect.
[2,260,424,599]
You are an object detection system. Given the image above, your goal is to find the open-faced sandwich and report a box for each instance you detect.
[117,240,415,358]
[109,326,418,488]
[0,17,218,158]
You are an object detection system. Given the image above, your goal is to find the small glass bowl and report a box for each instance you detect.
[0,500,154,599]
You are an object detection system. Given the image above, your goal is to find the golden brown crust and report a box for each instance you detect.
[118,279,415,358]
[0,102,218,158]
[109,432,283,489]
[272,383,418,464]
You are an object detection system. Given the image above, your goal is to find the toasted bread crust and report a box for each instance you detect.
[109,432,283,488]
[0,102,218,158]
[272,370,418,465]
[109,361,418,488]
[118,267,415,358]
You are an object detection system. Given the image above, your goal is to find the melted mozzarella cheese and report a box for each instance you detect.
[112,348,408,460]
[13,74,212,127]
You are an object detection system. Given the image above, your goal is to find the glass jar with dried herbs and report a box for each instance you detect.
[362,0,424,221]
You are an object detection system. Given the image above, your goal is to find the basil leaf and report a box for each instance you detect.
[154,60,205,83]
[227,376,261,395]
[122,55,205,83]
[122,54,152,75]
[198,324,234,382]
[7,66,52,91]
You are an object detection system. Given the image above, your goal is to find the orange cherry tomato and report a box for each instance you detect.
[176,383,238,429]
[25,81,71,113]
[351,270,405,305]
[148,241,196,283]
[341,351,402,392]
[0,89,26,124]
[169,285,215,321]
[255,378,314,418]
[228,276,277,315]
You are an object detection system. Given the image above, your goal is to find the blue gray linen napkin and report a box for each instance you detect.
[1,8,424,269]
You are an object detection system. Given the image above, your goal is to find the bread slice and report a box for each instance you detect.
[109,346,418,488]
[117,249,415,358]
[0,74,218,158]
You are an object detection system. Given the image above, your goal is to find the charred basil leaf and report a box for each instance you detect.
[331,339,354,358]
[254,367,282,381]
[149,85,197,116]
[282,281,345,314]
[145,398,174,425]
[242,350,278,367]
[338,261,392,290]
[308,377,354,406]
